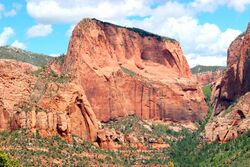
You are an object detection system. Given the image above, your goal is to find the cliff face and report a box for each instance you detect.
[0,60,98,142]
[211,23,250,114]
[0,19,209,144]
[63,18,208,123]
[205,23,250,142]
[193,71,223,86]
[0,60,37,132]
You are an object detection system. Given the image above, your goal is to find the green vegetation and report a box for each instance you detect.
[221,102,236,117]
[22,104,31,113]
[104,115,148,135]
[0,129,173,166]
[0,150,20,167]
[32,67,44,77]
[202,84,212,103]
[33,66,69,83]
[53,53,65,65]
[169,129,250,167]
[168,84,250,166]
[191,65,226,74]
[0,46,52,67]
[152,124,184,138]
[127,27,177,42]
[120,66,136,77]
[94,18,177,43]
[236,31,246,40]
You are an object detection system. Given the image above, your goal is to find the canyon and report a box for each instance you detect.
[1,18,250,166]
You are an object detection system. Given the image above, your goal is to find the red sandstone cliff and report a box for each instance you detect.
[0,60,98,142]
[0,19,209,145]
[205,23,250,142]
[193,71,223,86]
[211,23,250,114]
[63,18,208,123]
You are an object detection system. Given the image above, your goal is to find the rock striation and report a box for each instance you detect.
[193,71,223,86]
[63,18,208,123]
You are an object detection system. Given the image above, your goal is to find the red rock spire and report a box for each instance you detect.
[247,22,250,34]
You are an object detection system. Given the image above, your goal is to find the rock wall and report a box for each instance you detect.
[63,18,208,123]
[205,23,250,142]
[0,60,98,141]
[205,92,250,143]
[193,71,223,86]
[0,60,36,132]
[211,23,250,114]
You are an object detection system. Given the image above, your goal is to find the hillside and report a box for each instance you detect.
[0,46,52,67]
[191,65,226,74]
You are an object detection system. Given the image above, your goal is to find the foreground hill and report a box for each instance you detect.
[0,46,52,67]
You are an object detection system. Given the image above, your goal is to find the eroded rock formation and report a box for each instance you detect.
[0,60,98,141]
[63,18,208,123]
[12,82,98,141]
[1,19,209,146]
[193,71,223,86]
[205,23,250,142]
[205,92,250,143]
[0,60,36,132]
[211,23,250,114]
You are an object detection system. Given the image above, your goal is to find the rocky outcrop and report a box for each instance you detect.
[11,82,99,142]
[0,60,98,141]
[205,92,250,143]
[0,60,37,132]
[205,23,250,142]
[211,23,250,114]
[97,128,124,150]
[193,71,223,86]
[63,18,208,123]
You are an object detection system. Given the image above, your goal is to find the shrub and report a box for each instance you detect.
[0,150,19,167]
[0,131,9,141]
[120,66,136,77]
[202,85,211,103]
[152,124,180,137]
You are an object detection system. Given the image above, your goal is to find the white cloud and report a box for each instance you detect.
[26,0,153,24]
[27,24,52,38]
[190,0,250,13]
[49,53,60,57]
[146,16,241,67]
[186,54,227,67]
[4,9,17,17]
[228,0,250,12]
[0,27,15,46]
[0,3,4,11]
[11,40,26,49]
[66,24,76,37]
[25,0,244,66]
[0,3,22,18]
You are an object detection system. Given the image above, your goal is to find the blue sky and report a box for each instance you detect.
[0,0,250,67]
